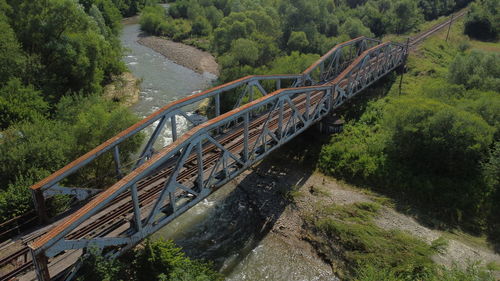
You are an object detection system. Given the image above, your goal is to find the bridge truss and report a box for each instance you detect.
[2,37,407,281]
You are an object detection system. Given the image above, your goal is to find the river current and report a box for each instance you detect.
[120,21,337,281]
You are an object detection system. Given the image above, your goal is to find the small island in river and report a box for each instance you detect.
[138,36,219,77]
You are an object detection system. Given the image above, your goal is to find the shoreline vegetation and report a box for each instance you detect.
[103,72,141,107]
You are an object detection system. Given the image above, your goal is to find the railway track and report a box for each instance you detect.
[0,8,467,280]
[409,9,467,47]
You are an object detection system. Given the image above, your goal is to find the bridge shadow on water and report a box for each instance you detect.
[158,127,329,275]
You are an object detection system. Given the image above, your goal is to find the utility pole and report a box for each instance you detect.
[446,14,454,42]
[399,38,410,95]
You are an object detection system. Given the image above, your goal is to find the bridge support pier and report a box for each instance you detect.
[316,114,344,134]
[32,189,49,224]
[32,251,50,281]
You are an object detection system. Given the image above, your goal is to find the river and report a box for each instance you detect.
[120,21,337,281]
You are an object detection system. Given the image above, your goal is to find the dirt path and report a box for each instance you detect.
[137,36,219,76]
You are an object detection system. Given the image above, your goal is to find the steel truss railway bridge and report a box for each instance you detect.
[3,36,409,281]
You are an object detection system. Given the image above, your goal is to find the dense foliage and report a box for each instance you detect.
[141,0,471,111]
[0,0,148,223]
[464,0,499,41]
[142,0,472,78]
[319,33,500,233]
[77,239,223,281]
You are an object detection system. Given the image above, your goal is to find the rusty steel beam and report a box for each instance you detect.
[27,38,385,226]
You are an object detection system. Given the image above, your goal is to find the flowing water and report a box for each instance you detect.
[121,23,213,146]
[120,20,338,281]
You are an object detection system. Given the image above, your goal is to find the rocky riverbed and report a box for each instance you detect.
[138,36,219,77]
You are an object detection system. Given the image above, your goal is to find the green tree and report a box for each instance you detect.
[55,95,143,188]
[390,0,422,34]
[8,0,124,100]
[0,12,24,85]
[192,16,212,36]
[140,5,166,35]
[229,38,260,65]
[0,117,75,188]
[339,18,374,39]
[448,51,500,92]
[0,79,49,129]
[134,240,223,281]
[464,0,499,41]
[77,240,222,281]
[0,176,36,222]
[287,31,310,52]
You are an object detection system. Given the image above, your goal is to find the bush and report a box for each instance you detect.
[464,0,499,41]
[0,95,142,223]
[448,51,500,92]
[140,6,166,35]
[0,79,49,129]
[77,240,223,281]
[319,95,497,228]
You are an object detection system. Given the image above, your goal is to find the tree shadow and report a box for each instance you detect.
[168,128,328,275]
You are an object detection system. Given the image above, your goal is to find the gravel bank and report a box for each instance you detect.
[137,36,219,76]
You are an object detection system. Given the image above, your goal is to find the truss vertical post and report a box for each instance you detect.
[249,83,255,118]
[276,79,281,90]
[32,189,48,224]
[249,83,254,103]
[306,91,311,121]
[243,112,249,162]
[171,116,177,142]
[215,94,221,135]
[327,88,333,112]
[446,14,454,42]
[113,146,123,179]
[169,192,176,215]
[399,38,410,95]
[335,50,341,76]
[215,94,220,117]
[32,251,50,281]
[277,99,284,138]
[131,184,142,232]
[196,141,204,190]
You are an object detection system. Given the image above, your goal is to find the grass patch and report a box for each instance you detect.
[441,230,495,252]
[308,202,436,278]
[486,261,500,271]
[283,184,302,201]
[307,185,330,197]
[356,263,495,281]
[305,202,495,280]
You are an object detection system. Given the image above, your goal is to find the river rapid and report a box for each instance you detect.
[120,21,337,281]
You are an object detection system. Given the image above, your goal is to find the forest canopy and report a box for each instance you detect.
[0,0,149,223]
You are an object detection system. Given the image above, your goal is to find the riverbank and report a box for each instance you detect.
[227,132,500,280]
[138,36,219,76]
